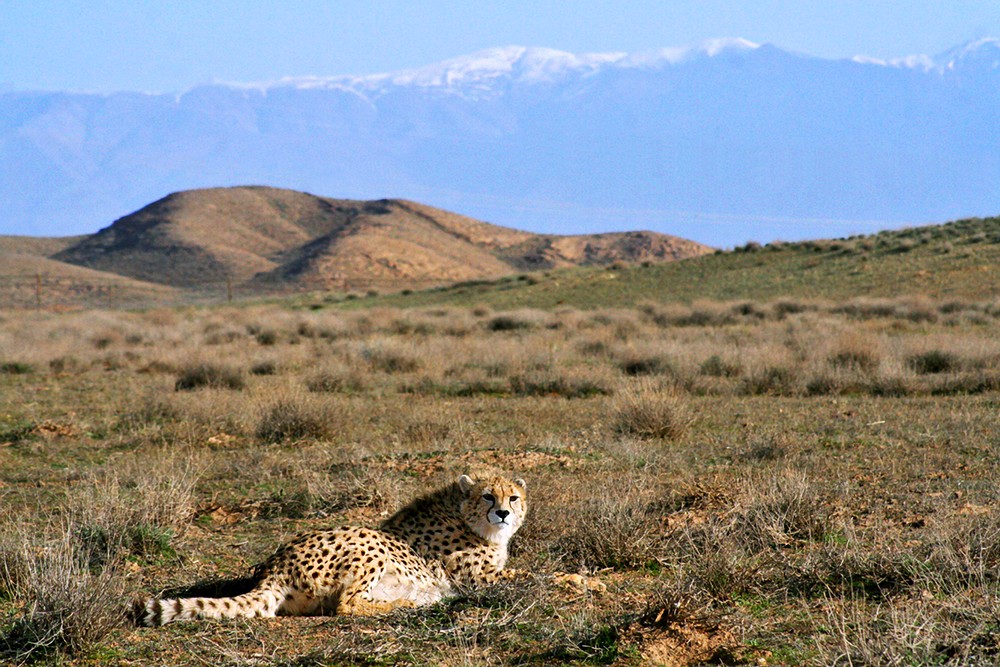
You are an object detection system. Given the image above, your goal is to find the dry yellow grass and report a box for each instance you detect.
[0,299,998,664]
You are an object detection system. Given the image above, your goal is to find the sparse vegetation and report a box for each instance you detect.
[0,290,998,664]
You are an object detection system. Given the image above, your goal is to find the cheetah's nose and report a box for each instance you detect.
[495,509,509,520]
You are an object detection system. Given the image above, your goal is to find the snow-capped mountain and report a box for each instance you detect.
[2,38,999,245]
[249,39,763,97]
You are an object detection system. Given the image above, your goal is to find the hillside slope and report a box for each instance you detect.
[341,217,1000,310]
[51,186,711,292]
[0,254,179,309]
[0,235,86,257]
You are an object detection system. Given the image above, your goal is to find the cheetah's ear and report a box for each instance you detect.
[515,478,526,489]
[458,475,476,495]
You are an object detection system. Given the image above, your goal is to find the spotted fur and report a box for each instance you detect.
[139,474,527,625]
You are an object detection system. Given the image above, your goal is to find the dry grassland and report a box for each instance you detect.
[1,299,998,665]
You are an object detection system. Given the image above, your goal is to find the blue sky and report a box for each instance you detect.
[2,0,999,93]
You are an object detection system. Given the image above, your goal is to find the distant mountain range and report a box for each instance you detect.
[3,38,1000,244]
[0,186,709,307]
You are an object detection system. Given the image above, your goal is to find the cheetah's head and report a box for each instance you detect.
[458,474,527,545]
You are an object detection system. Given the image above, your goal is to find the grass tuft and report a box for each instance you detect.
[610,381,693,440]
[255,397,335,444]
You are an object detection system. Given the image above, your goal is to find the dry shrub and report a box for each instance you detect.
[362,344,421,374]
[203,329,243,345]
[924,509,1000,590]
[930,369,1000,395]
[833,298,899,320]
[679,529,763,601]
[306,366,368,393]
[729,471,833,550]
[0,447,193,660]
[827,333,882,373]
[255,396,336,444]
[866,373,914,397]
[610,381,693,440]
[118,394,183,433]
[508,370,611,399]
[401,420,452,447]
[484,310,548,332]
[552,484,663,570]
[812,599,989,665]
[739,365,798,396]
[735,429,791,464]
[576,337,613,358]
[47,356,81,374]
[805,373,848,396]
[389,316,437,336]
[676,301,737,327]
[296,464,403,517]
[68,453,201,569]
[0,527,126,663]
[174,362,245,391]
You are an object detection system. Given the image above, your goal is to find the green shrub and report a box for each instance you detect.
[699,354,741,378]
[250,360,277,376]
[740,366,797,396]
[908,350,960,374]
[486,314,535,332]
[0,361,33,375]
[255,329,279,345]
[617,355,674,377]
[174,363,245,391]
[509,373,611,399]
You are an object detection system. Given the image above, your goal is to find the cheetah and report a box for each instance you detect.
[140,474,532,625]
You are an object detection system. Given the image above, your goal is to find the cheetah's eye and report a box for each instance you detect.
[510,496,519,503]
[482,493,496,504]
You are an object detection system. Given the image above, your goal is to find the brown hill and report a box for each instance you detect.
[49,186,712,294]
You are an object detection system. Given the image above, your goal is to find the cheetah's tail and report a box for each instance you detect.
[137,587,284,626]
